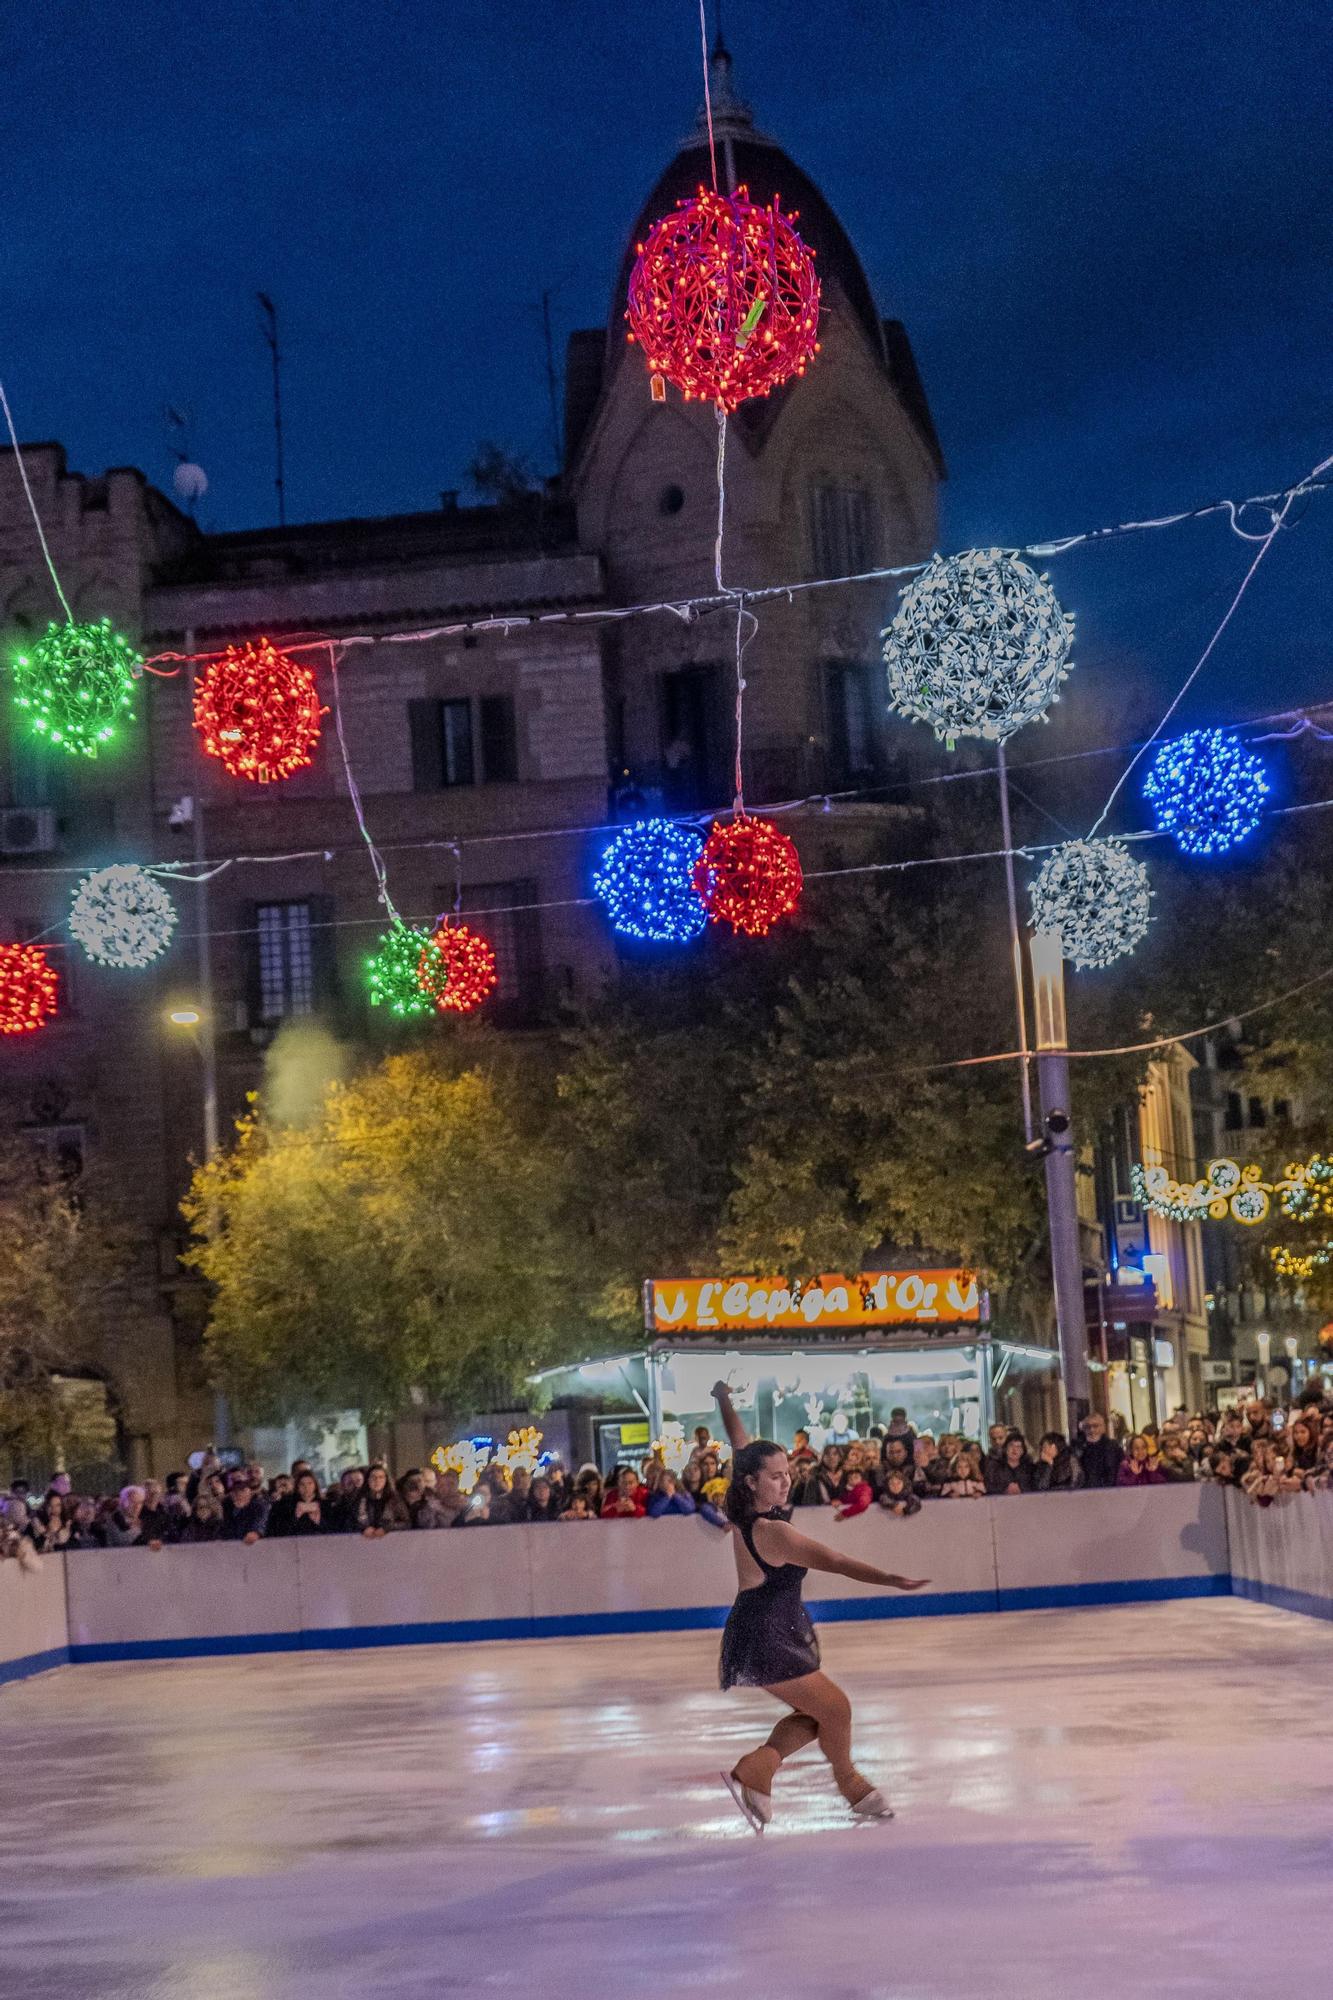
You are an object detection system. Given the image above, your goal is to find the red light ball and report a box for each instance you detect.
[693,817,804,937]
[626,185,820,412]
[0,944,59,1035]
[417,921,499,1015]
[193,638,324,784]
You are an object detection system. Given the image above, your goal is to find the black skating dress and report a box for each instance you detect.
[719,1507,821,1690]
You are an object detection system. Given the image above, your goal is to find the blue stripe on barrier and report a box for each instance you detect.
[60,1573,1231,1665]
[1230,1573,1333,1623]
[995,1574,1232,1612]
[69,1631,304,1663]
[0,1646,69,1687]
[808,1589,998,1622]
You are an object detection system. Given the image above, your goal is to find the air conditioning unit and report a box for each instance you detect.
[0,806,58,855]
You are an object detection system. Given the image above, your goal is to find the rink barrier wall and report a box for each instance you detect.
[0,1484,1244,1683]
[0,1554,69,1686]
[45,1484,1230,1666]
[1224,1485,1333,1623]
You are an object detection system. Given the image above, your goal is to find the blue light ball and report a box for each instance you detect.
[593,818,707,943]
[1142,728,1270,856]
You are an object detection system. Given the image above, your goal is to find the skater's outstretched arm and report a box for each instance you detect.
[753,1516,928,1592]
[712,1382,750,1453]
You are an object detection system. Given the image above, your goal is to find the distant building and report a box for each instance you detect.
[0,43,942,1473]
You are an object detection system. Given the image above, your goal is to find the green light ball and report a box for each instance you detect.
[11,619,140,760]
[365,921,434,1017]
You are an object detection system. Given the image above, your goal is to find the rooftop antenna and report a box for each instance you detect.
[165,405,209,518]
[540,287,563,472]
[256,292,286,526]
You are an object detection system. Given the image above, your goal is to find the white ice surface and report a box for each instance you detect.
[4,1600,1331,1998]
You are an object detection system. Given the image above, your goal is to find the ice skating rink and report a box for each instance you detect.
[4,1598,1329,1999]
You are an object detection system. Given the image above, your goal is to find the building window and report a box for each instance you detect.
[479,695,518,783]
[23,1122,86,1179]
[1224,1091,1243,1131]
[823,662,880,785]
[408,698,475,790]
[659,665,723,809]
[456,879,542,1019]
[811,486,875,576]
[256,902,315,1021]
[1248,1097,1267,1129]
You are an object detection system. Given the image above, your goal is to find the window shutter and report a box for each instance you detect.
[307,893,339,1007]
[408,699,445,791]
[479,695,518,783]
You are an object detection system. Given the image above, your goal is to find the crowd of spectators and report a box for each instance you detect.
[2,1394,1330,1565]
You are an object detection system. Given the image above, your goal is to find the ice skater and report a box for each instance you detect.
[711,1383,928,1833]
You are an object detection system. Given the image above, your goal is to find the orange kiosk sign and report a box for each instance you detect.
[645,1269,984,1335]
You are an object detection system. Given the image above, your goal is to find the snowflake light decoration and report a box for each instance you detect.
[593,818,707,943]
[193,638,324,784]
[1029,838,1151,969]
[431,1439,484,1493]
[1273,1243,1333,1282]
[12,619,140,758]
[417,921,498,1014]
[1281,1156,1333,1224]
[1142,728,1270,856]
[69,865,177,968]
[365,921,434,1017]
[693,816,803,937]
[626,185,820,411]
[0,943,59,1034]
[882,551,1075,744]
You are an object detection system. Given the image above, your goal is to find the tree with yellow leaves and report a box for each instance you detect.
[182,1051,584,1425]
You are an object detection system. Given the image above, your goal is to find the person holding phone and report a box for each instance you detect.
[711,1383,928,1834]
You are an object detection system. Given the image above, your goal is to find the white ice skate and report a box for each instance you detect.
[720,1770,772,1834]
[848,1786,894,1821]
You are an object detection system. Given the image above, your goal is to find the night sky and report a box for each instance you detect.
[8,0,1331,726]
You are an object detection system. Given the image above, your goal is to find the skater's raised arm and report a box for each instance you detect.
[712,1381,750,1453]
[752,1515,928,1592]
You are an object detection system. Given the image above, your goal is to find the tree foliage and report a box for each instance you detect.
[0,1145,127,1470]
[183,1052,585,1424]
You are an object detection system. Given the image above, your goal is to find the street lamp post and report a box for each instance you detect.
[170,639,228,1445]
[1031,928,1092,1433]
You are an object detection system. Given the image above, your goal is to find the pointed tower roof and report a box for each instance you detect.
[564,41,944,479]
[611,39,884,361]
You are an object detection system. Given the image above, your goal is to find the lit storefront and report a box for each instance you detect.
[532,1269,1063,1465]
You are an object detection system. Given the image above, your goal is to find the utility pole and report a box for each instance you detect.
[996,742,1035,1144]
[256,292,286,526]
[1031,928,1092,1433]
[184,638,226,1444]
[540,288,562,473]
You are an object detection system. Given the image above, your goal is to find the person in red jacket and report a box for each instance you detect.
[601,1465,646,1518]
[834,1470,875,1521]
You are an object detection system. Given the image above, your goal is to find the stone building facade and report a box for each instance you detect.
[0,47,942,1472]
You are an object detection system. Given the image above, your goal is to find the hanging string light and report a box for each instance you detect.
[883,551,1075,745]
[11,619,140,758]
[592,818,707,943]
[694,817,804,937]
[418,921,498,1015]
[1141,727,1271,856]
[0,943,59,1034]
[193,638,324,783]
[1028,838,1152,969]
[626,185,820,410]
[365,920,434,1017]
[69,865,177,969]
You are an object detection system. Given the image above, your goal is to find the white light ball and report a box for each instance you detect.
[883,549,1075,744]
[1029,838,1151,970]
[69,864,178,969]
